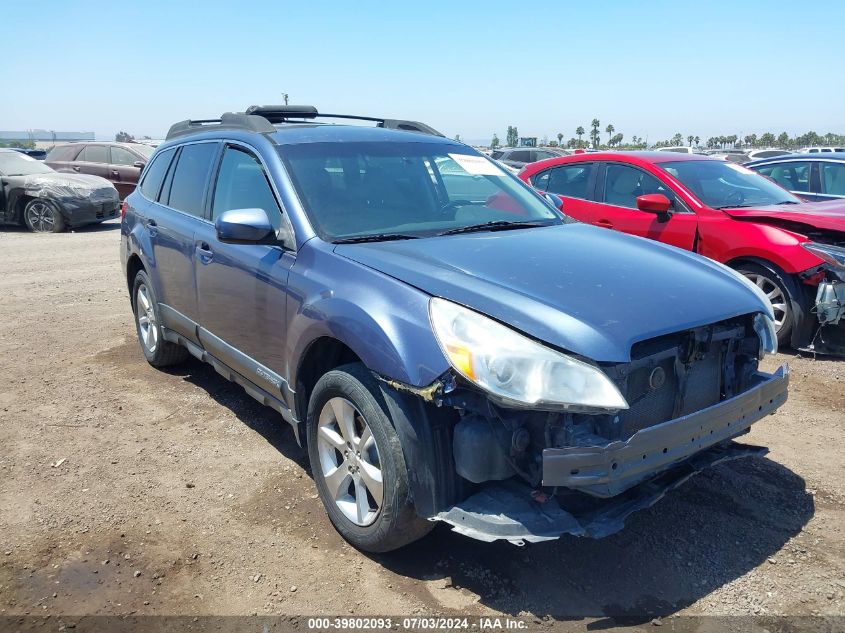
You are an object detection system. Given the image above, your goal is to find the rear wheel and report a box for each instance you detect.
[23,199,65,233]
[736,261,799,346]
[132,269,189,367]
[307,363,434,552]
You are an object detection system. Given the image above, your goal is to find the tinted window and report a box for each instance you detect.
[46,145,81,162]
[166,143,218,216]
[77,145,109,164]
[509,150,531,162]
[755,161,811,193]
[111,146,140,166]
[547,163,593,200]
[140,148,176,200]
[212,146,282,229]
[604,164,670,208]
[490,151,504,159]
[530,170,550,191]
[821,162,845,196]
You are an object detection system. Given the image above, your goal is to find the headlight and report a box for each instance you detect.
[752,312,778,358]
[428,297,628,410]
[802,242,845,269]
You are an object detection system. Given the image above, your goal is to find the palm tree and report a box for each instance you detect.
[557,132,564,146]
[694,136,700,147]
[576,126,585,146]
[590,119,601,149]
[687,135,694,147]
[605,124,615,146]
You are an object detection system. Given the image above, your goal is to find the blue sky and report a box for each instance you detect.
[4,0,843,143]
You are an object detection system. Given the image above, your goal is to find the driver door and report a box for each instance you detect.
[591,162,698,251]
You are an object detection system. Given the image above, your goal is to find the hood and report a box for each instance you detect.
[18,172,118,201]
[723,200,845,233]
[335,224,770,362]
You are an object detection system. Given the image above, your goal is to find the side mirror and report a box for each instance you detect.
[215,208,275,243]
[133,161,146,169]
[544,192,565,211]
[636,193,672,220]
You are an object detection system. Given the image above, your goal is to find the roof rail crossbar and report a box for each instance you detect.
[246,105,444,137]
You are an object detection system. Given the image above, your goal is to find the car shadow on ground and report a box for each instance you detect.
[164,358,814,622]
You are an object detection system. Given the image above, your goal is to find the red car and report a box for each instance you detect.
[519,152,845,354]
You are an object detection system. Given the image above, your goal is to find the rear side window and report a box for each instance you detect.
[821,162,845,196]
[547,163,594,200]
[755,162,811,193]
[77,145,109,164]
[509,150,531,162]
[165,143,218,217]
[212,146,282,229]
[46,145,82,161]
[140,148,176,200]
[111,146,139,166]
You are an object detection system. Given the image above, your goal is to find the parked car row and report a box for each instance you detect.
[45,141,154,200]
[518,151,845,355]
[120,105,794,553]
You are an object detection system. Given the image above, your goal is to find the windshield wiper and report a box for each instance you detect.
[774,200,800,205]
[437,220,553,236]
[333,233,420,244]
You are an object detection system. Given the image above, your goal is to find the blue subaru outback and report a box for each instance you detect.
[121,106,788,552]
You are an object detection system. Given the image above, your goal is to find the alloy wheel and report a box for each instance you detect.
[135,284,159,353]
[26,202,56,232]
[316,397,383,526]
[744,273,788,332]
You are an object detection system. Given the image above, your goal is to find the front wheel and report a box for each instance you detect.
[24,199,65,233]
[736,261,799,346]
[307,363,434,552]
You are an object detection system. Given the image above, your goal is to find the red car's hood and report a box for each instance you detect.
[723,200,845,233]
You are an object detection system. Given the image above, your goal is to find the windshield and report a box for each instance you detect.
[660,160,801,208]
[279,142,561,240]
[0,151,55,176]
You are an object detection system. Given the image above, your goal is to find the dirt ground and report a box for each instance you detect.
[1,222,843,624]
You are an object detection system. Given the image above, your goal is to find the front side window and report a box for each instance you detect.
[166,143,218,217]
[547,163,594,200]
[77,145,109,164]
[111,146,140,166]
[508,150,531,162]
[660,160,801,209]
[279,142,560,241]
[212,146,282,229]
[603,164,671,209]
[755,162,811,193]
[139,148,176,200]
[821,162,845,196]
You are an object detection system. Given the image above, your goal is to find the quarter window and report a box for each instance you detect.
[755,162,811,193]
[77,145,109,164]
[212,146,282,229]
[603,164,671,209]
[166,143,218,217]
[821,162,845,196]
[139,148,175,201]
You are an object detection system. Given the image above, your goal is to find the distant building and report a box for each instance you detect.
[518,137,537,147]
[0,130,95,142]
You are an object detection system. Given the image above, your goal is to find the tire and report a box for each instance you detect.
[131,269,189,368]
[736,261,801,347]
[23,199,65,233]
[307,363,434,552]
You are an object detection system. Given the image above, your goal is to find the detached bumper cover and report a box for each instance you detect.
[435,442,768,544]
[60,199,120,226]
[542,365,789,497]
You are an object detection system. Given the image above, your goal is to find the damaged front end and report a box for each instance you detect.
[419,313,789,545]
[800,239,845,355]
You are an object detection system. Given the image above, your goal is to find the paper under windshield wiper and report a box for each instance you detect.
[437,220,552,236]
[333,233,420,244]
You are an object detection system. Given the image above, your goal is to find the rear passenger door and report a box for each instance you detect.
[73,144,111,179]
[146,141,220,341]
[193,143,295,398]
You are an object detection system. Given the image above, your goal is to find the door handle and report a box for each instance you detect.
[596,219,614,229]
[111,170,119,176]
[72,166,80,172]
[196,241,214,264]
[145,218,158,236]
